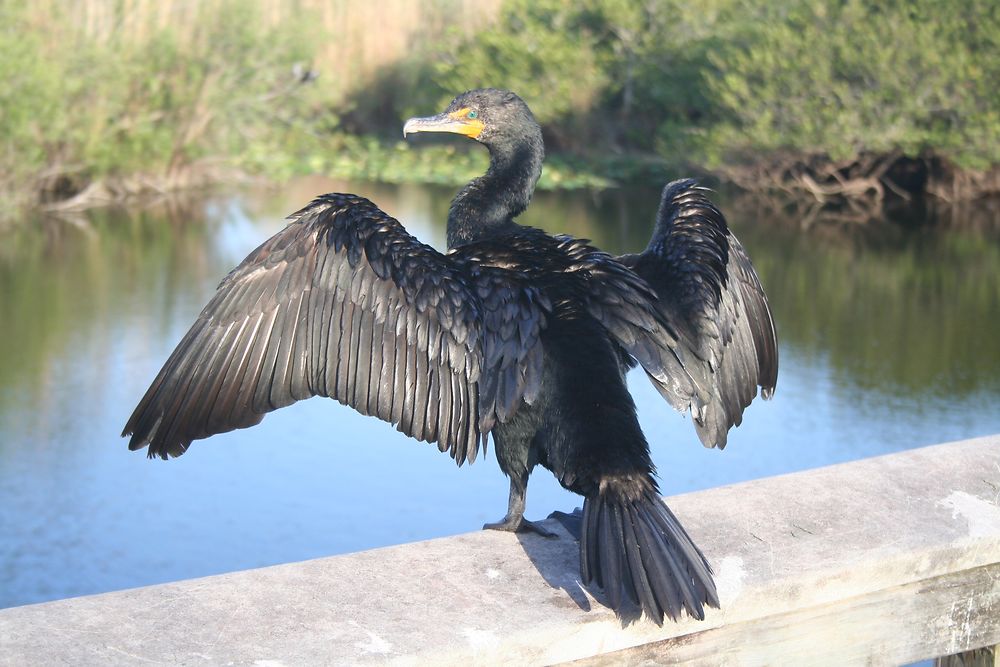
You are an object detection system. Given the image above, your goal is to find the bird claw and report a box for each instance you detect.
[483,515,559,539]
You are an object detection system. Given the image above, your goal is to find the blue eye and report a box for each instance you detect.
[468,110,478,119]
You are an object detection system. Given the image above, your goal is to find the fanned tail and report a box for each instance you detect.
[580,489,719,623]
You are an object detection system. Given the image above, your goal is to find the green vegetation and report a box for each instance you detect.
[701,0,1000,170]
[418,0,1000,201]
[1,0,998,217]
[0,1,325,210]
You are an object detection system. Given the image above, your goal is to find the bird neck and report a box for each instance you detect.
[447,137,544,248]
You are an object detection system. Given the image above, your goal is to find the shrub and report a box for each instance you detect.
[428,0,1000,173]
[701,0,1000,170]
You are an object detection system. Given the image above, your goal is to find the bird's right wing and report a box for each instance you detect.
[619,180,778,448]
[123,193,548,465]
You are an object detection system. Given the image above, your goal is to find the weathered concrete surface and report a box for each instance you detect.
[2,434,999,666]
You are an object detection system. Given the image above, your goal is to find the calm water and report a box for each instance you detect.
[2,178,999,610]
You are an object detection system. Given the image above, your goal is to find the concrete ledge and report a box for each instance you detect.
[2,435,999,665]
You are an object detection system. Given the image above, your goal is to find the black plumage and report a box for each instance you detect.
[123,88,778,624]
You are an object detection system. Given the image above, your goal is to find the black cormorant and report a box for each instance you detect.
[123,88,778,623]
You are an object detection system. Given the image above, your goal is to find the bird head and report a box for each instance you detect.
[403,89,539,151]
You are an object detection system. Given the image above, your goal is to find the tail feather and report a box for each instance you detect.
[620,505,658,614]
[639,504,701,617]
[581,490,718,623]
[632,503,686,618]
[599,504,624,611]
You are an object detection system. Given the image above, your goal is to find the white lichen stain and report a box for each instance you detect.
[485,568,502,580]
[938,491,1000,538]
[713,555,746,602]
[462,627,500,651]
[348,620,393,655]
[945,597,977,654]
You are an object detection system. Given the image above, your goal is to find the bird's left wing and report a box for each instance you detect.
[619,180,778,448]
[123,193,547,465]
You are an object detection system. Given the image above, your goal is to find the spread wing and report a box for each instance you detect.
[619,180,778,448]
[122,193,548,464]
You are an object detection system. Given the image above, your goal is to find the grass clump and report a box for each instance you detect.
[0,1,319,211]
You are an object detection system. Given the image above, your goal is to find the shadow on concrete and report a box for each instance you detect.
[516,508,649,625]
[513,508,595,614]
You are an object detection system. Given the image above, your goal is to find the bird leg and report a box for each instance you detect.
[483,477,558,538]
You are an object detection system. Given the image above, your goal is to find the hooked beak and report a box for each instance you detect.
[403,110,484,139]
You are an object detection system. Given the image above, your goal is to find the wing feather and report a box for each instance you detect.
[187,319,244,435]
[124,193,549,462]
[209,311,267,432]
[620,179,778,448]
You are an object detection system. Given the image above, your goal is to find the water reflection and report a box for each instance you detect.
[1,179,998,609]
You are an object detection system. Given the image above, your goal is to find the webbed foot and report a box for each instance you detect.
[483,515,559,538]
